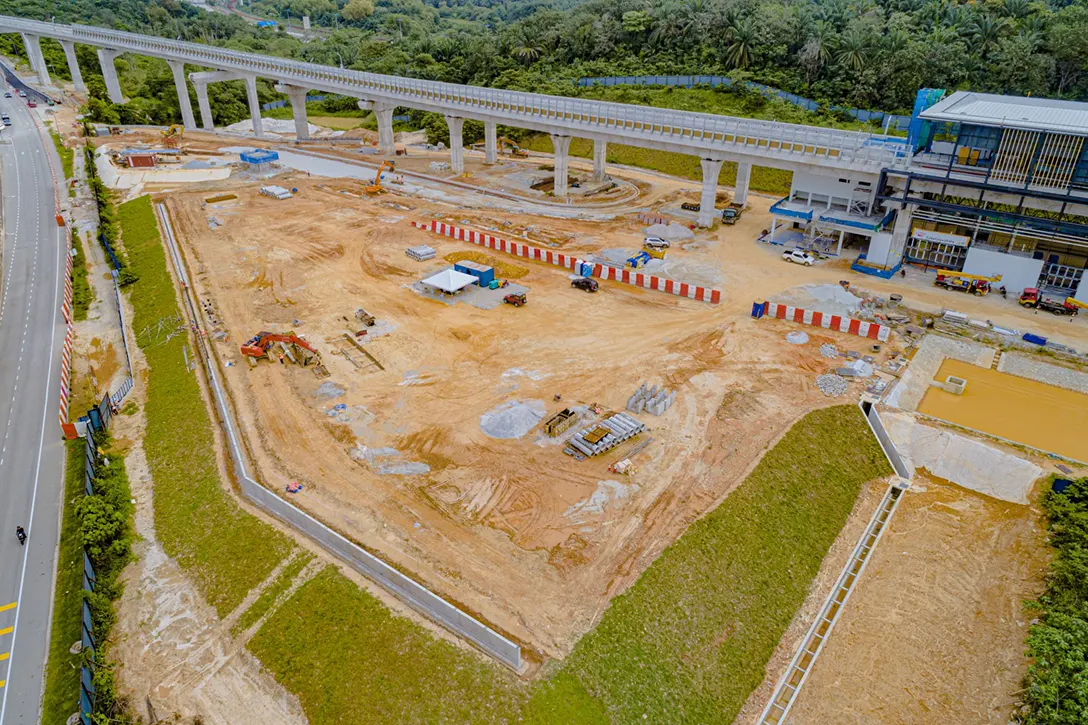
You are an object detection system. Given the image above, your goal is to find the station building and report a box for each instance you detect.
[770,90,1088,302]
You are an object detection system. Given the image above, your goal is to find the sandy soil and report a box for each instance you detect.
[782,474,1049,725]
[162,171,899,660]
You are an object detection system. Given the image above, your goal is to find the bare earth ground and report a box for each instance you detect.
[783,474,1049,725]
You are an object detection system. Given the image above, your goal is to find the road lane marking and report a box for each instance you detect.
[0,628,11,637]
[0,653,7,662]
[0,604,13,613]
[0,682,4,689]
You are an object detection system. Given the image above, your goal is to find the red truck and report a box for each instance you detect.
[1018,288,1080,315]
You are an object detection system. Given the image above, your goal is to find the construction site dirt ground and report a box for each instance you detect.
[782,474,1050,724]
[151,138,1088,661]
[161,172,903,661]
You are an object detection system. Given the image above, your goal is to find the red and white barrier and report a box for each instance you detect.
[760,301,891,342]
[59,321,76,437]
[411,220,722,304]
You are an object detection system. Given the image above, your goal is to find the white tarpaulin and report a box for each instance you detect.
[421,268,478,293]
[882,411,1041,504]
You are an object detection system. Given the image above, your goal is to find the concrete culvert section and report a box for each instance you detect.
[479,399,546,439]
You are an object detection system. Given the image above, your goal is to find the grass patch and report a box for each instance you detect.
[39,439,88,725]
[50,129,74,180]
[523,404,889,723]
[119,195,292,616]
[519,136,792,197]
[248,566,527,724]
[443,251,529,279]
[232,552,314,635]
[71,232,94,321]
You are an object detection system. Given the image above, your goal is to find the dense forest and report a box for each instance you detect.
[4,0,1088,132]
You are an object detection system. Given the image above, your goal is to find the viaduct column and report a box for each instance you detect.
[357,100,396,154]
[733,161,752,206]
[592,139,607,181]
[483,121,498,164]
[193,79,214,130]
[698,158,725,228]
[167,60,196,131]
[97,49,124,104]
[551,134,572,197]
[21,34,49,86]
[445,115,464,174]
[278,84,310,140]
[243,74,264,138]
[59,40,84,93]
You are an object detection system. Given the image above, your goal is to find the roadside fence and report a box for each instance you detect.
[76,428,104,724]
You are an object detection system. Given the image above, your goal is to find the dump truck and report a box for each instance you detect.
[1019,288,1081,315]
[721,204,745,225]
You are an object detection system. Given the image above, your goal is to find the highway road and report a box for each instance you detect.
[0,65,68,724]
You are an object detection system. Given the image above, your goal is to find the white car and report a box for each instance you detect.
[17,91,26,98]
[782,249,816,266]
[643,236,670,250]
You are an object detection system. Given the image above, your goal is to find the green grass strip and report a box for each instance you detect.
[248,567,527,724]
[71,232,94,321]
[233,552,315,636]
[39,439,87,725]
[50,130,74,180]
[119,195,292,616]
[526,404,890,724]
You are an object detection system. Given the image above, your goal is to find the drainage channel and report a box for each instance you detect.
[757,482,904,725]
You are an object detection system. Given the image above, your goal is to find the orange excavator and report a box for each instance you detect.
[365,160,395,195]
[241,331,320,366]
[498,136,529,158]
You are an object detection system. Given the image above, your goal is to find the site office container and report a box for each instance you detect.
[453,260,495,287]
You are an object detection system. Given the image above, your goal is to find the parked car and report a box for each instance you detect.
[571,277,599,292]
[782,249,817,266]
[643,236,670,250]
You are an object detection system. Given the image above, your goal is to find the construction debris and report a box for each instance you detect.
[406,245,436,262]
[566,413,646,457]
[627,383,675,416]
[786,331,810,345]
[820,343,839,358]
[815,373,849,397]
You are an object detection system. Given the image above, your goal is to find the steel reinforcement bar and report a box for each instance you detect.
[153,201,522,670]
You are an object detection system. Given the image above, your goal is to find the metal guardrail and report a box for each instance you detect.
[0,14,907,171]
[153,201,522,670]
[78,430,100,725]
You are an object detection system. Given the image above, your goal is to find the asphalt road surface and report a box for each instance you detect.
[0,71,67,724]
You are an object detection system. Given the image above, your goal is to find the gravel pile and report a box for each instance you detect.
[479,399,546,439]
[820,343,839,358]
[816,374,850,397]
[786,331,809,345]
[999,352,1088,395]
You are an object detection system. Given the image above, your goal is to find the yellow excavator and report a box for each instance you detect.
[365,160,395,195]
[161,124,184,148]
[498,136,529,158]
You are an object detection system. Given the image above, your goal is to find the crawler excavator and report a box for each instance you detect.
[241,331,321,367]
[365,160,396,195]
[161,124,184,148]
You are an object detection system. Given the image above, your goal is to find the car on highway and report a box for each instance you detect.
[18,90,26,97]
[3,91,10,98]
[782,249,817,266]
[27,101,37,108]
[571,277,599,292]
[2,115,11,127]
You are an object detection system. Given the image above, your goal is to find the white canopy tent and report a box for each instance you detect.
[421,268,479,293]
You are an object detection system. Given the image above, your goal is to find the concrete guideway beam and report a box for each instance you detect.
[483,121,497,165]
[20,33,49,86]
[734,161,751,206]
[445,115,464,174]
[276,83,311,140]
[97,48,124,103]
[60,40,84,92]
[551,134,572,198]
[358,99,395,155]
[167,60,196,131]
[592,138,607,182]
[698,158,724,227]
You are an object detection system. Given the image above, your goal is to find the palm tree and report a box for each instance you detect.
[723,18,758,69]
[836,29,869,73]
[969,14,1009,56]
[1000,0,1032,20]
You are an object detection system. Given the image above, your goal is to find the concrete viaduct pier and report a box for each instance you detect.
[0,15,906,226]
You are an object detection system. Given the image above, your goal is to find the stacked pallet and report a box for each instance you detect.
[566,412,645,458]
[406,244,436,261]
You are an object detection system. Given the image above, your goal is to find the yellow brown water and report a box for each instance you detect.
[919,359,1088,462]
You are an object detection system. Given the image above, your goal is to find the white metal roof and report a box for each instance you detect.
[421,268,478,293]
[920,91,1088,135]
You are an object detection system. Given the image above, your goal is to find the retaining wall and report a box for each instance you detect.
[412,220,722,304]
[756,300,891,342]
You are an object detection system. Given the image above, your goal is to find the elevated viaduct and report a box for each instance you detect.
[0,15,908,226]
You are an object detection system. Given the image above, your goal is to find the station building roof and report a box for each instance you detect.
[920,91,1088,136]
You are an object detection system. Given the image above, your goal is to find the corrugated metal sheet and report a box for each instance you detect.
[921,91,1088,135]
